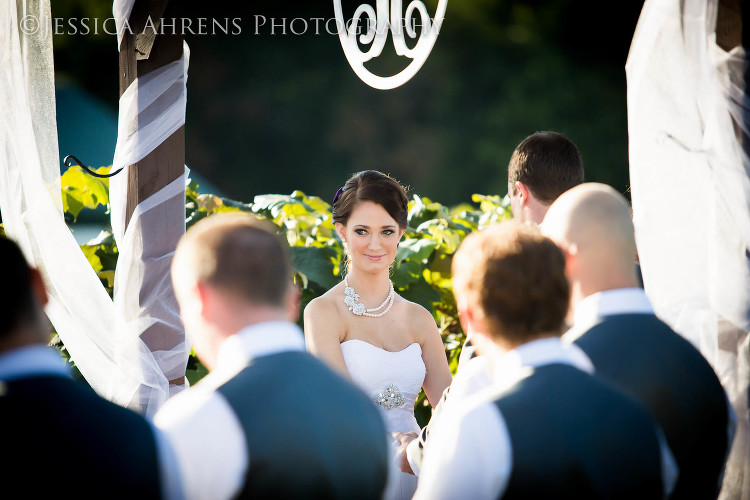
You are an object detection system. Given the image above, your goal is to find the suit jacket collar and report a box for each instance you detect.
[0,345,70,381]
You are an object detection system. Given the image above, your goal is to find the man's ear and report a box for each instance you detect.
[194,281,213,320]
[515,181,531,207]
[29,268,48,308]
[561,242,578,276]
[456,299,477,338]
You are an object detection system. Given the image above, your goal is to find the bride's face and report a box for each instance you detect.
[336,201,404,273]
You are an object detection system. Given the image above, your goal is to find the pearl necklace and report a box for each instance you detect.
[343,275,395,317]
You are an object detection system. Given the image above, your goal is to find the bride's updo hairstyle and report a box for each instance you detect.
[332,170,409,229]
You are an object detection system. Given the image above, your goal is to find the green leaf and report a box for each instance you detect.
[62,188,85,220]
[397,279,440,313]
[408,194,449,229]
[290,246,339,290]
[186,355,209,385]
[396,237,438,264]
[61,167,109,212]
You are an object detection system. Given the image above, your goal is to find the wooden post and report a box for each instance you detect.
[119,0,185,386]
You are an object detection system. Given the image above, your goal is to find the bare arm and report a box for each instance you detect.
[414,306,452,407]
[303,296,350,378]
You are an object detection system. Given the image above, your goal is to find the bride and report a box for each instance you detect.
[304,170,452,500]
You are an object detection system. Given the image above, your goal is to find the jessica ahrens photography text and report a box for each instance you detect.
[22,15,444,37]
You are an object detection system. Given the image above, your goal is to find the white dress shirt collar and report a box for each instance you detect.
[0,344,70,381]
[564,288,653,344]
[573,288,653,328]
[492,337,594,389]
[216,321,306,376]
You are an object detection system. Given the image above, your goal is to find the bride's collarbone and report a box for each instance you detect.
[341,318,419,352]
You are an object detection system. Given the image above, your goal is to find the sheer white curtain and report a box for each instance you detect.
[0,0,120,396]
[0,0,189,417]
[627,1,750,497]
[109,29,191,414]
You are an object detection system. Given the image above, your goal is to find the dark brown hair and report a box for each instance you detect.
[508,131,584,204]
[176,214,291,307]
[332,170,409,229]
[452,221,569,343]
[0,236,36,339]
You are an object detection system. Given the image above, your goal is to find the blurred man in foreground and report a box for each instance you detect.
[0,235,178,499]
[542,183,734,498]
[414,222,674,499]
[155,214,389,499]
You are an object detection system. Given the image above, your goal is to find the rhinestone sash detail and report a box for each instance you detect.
[374,384,406,410]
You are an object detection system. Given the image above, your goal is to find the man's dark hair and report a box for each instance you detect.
[0,236,36,339]
[508,131,584,204]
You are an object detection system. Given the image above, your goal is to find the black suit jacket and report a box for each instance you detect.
[1,374,162,498]
[571,313,731,499]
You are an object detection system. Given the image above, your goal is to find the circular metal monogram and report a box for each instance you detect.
[333,0,448,90]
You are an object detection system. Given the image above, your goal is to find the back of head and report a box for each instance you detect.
[332,170,409,229]
[452,221,569,344]
[508,131,584,204]
[542,183,637,275]
[173,214,292,308]
[0,236,36,341]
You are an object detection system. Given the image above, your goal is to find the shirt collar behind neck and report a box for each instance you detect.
[216,321,306,375]
[574,288,653,328]
[492,337,594,387]
[0,345,70,381]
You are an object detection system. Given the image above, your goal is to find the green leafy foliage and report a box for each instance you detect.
[61,168,512,426]
[61,166,110,221]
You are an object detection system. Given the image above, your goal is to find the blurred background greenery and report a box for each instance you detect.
[51,0,644,205]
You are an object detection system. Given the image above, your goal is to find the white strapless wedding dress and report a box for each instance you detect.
[341,339,426,500]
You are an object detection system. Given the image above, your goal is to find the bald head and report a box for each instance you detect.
[541,183,639,299]
[172,213,292,309]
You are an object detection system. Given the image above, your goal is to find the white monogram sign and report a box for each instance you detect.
[333,0,448,90]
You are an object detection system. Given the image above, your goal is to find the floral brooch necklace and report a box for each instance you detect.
[343,275,395,317]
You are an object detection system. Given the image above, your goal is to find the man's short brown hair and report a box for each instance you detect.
[452,221,569,343]
[174,214,291,307]
[508,131,584,204]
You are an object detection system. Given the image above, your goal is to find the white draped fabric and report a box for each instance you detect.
[0,0,189,417]
[627,1,750,497]
[0,0,120,397]
[108,36,191,414]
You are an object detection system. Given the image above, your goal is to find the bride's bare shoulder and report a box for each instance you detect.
[304,285,348,346]
[395,296,437,330]
[304,284,345,322]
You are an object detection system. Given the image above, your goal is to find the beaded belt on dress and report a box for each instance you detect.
[373,384,406,410]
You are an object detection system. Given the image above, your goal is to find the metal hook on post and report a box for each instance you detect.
[63,155,123,178]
